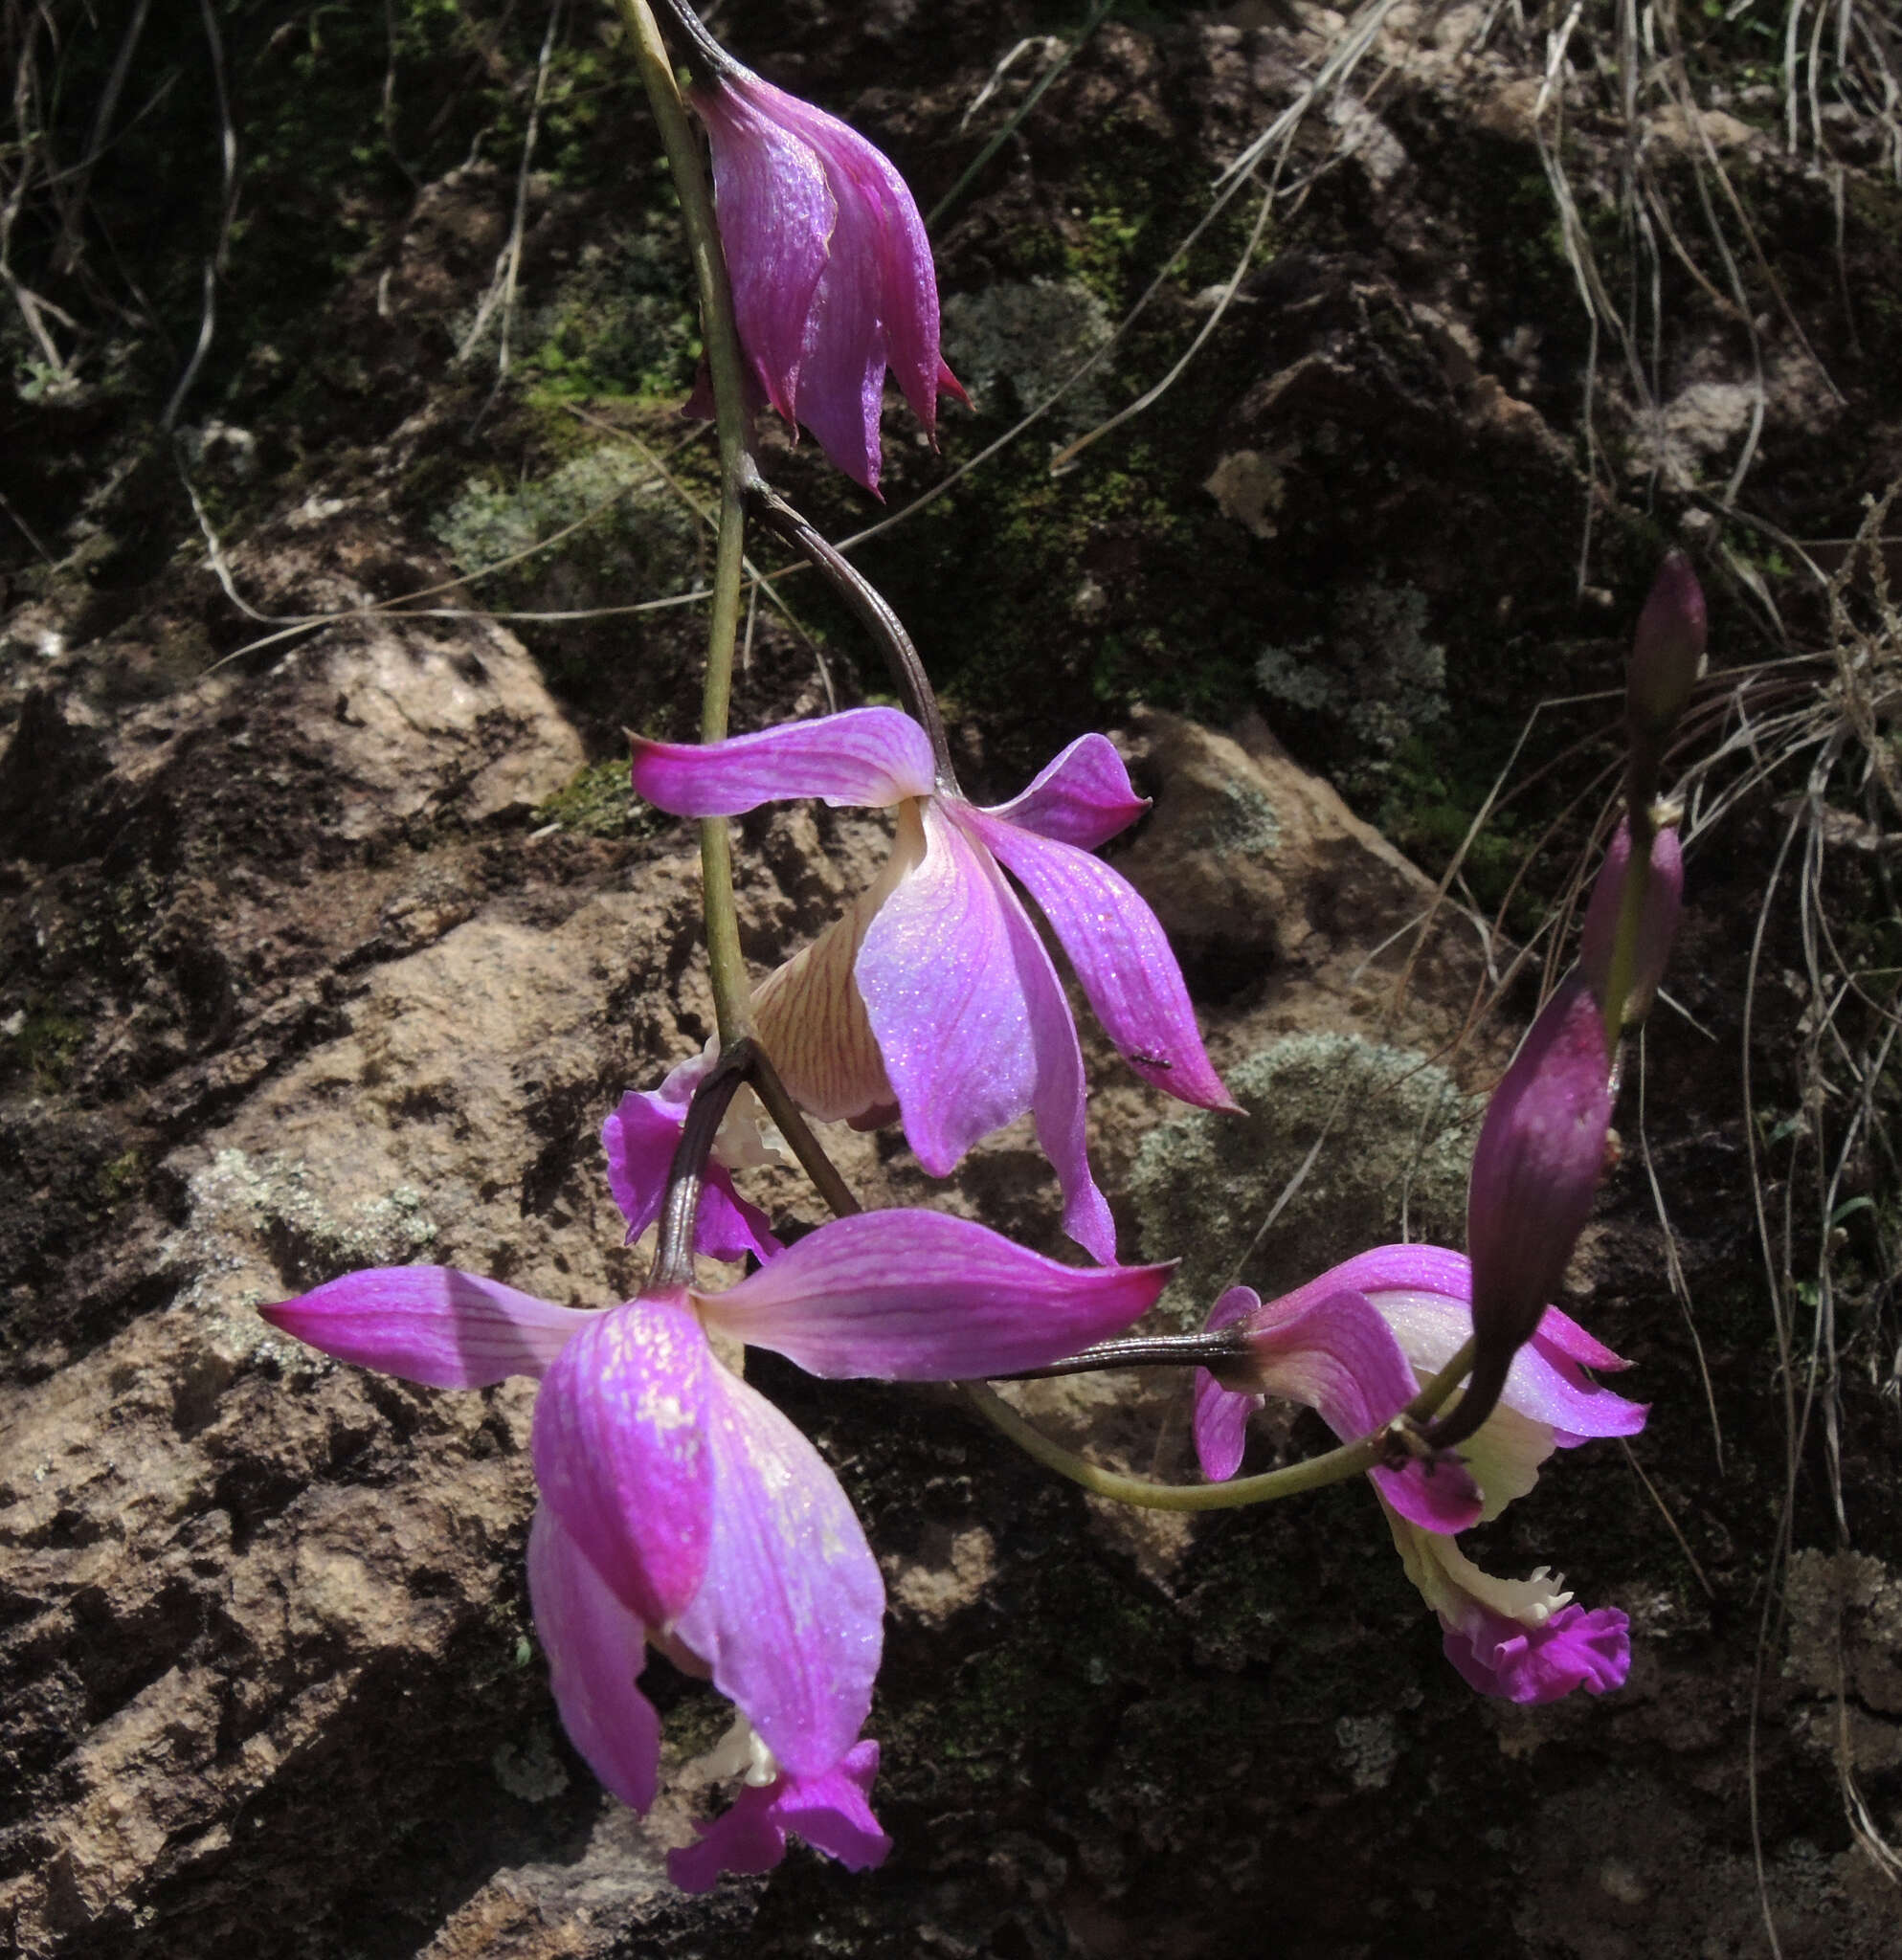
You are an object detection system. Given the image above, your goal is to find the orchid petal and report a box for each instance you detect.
[956,805,1235,1111]
[1222,1285,1484,1531]
[1443,1602,1631,1703]
[530,1292,713,1630]
[699,1209,1169,1379]
[1382,1503,1630,1702]
[259,1267,586,1387]
[792,136,891,493]
[526,1503,660,1812]
[668,1741,888,1892]
[857,800,1114,1260]
[1369,1286,1645,1441]
[1193,1370,1263,1483]
[752,804,921,1125]
[671,1363,884,1779]
[602,1080,781,1266]
[630,708,935,816]
[691,81,833,424]
[980,732,1151,851]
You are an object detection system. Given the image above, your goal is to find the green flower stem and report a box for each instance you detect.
[959,1335,1478,1513]
[616,0,753,1047]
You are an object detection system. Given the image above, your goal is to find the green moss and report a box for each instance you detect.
[1,1002,88,1089]
[531,757,659,839]
[1129,1033,1481,1326]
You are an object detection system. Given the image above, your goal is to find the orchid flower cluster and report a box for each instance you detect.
[258,0,1706,1894]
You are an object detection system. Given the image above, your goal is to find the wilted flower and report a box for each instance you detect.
[630,707,1238,1262]
[1193,1244,1643,1701]
[261,1208,1170,1886]
[690,68,965,492]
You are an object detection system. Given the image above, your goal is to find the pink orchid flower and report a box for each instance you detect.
[629,707,1238,1264]
[690,68,966,493]
[602,1048,784,1266]
[261,1208,1170,1887]
[1192,1244,1645,1703]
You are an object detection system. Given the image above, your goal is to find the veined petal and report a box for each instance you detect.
[698,1209,1169,1379]
[1193,1373,1263,1483]
[530,1292,713,1630]
[259,1267,586,1388]
[526,1503,660,1812]
[602,1076,781,1266]
[857,800,1114,1259]
[752,803,921,1125]
[671,1363,884,1779]
[1212,1283,1483,1531]
[980,733,1150,851]
[690,80,833,425]
[794,135,890,493]
[668,1740,889,1892]
[956,805,1235,1111]
[1370,1286,1645,1443]
[630,708,935,816]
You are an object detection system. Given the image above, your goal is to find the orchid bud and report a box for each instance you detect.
[689,70,966,494]
[1627,552,1706,741]
[1428,978,1613,1451]
[1578,818,1684,1028]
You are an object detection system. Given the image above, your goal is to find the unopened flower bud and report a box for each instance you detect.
[1428,978,1612,1451]
[1627,552,1706,740]
[1578,818,1684,1027]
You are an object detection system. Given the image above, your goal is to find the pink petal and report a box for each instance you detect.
[602,1079,780,1266]
[791,136,890,493]
[1365,1282,1645,1443]
[1227,1285,1484,1532]
[526,1502,660,1811]
[979,733,1150,851]
[755,81,950,446]
[668,1741,889,1892]
[671,1363,884,1779]
[699,1209,1169,1379]
[856,801,1114,1260]
[956,805,1235,1112]
[529,1292,714,1630]
[629,708,935,817]
[1193,1369,1263,1482]
[258,1267,587,1387]
[690,80,833,424]
[1443,1603,1631,1703]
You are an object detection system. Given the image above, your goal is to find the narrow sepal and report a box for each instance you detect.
[700,1209,1169,1380]
[630,708,935,816]
[258,1267,586,1387]
[957,806,1235,1111]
